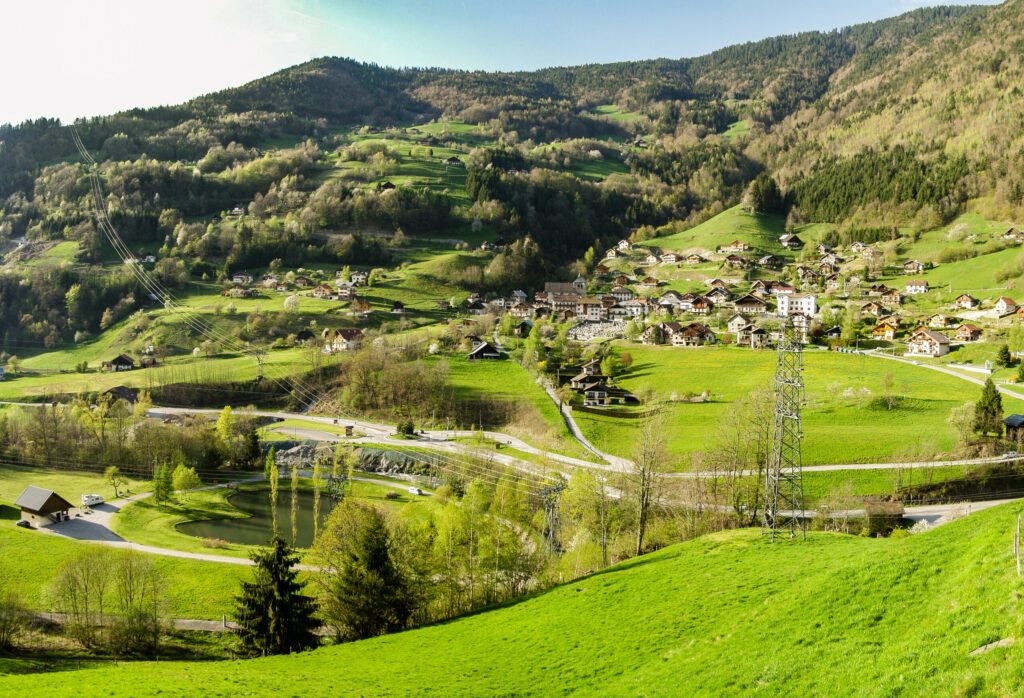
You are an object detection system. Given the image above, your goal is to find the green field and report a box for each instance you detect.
[0,464,149,505]
[7,501,1024,694]
[722,118,751,140]
[591,104,644,123]
[574,346,1024,468]
[646,204,786,255]
[0,505,243,619]
[438,355,597,462]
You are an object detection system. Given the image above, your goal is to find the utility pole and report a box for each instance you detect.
[763,317,806,542]
[540,481,567,551]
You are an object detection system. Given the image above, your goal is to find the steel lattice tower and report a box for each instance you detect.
[540,482,567,551]
[762,319,806,541]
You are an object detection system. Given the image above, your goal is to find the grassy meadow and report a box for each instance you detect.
[574,346,1024,468]
[7,501,1024,694]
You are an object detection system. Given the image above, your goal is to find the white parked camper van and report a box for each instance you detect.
[81,494,105,507]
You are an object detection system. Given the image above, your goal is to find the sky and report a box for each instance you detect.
[0,0,1003,126]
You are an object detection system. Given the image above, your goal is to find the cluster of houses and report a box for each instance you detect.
[223,268,371,300]
[477,231,1024,359]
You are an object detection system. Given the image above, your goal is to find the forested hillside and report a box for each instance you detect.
[0,2,1021,350]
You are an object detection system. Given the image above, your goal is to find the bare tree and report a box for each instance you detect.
[629,396,669,556]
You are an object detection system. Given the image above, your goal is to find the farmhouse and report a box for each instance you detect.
[661,252,680,264]
[617,239,631,251]
[669,322,716,347]
[880,289,902,308]
[903,260,926,274]
[995,297,1018,315]
[905,280,929,295]
[861,301,883,317]
[736,324,768,348]
[594,264,610,275]
[690,296,714,315]
[350,271,369,285]
[468,341,505,361]
[685,253,705,264]
[604,248,620,259]
[640,276,660,288]
[102,354,136,372]
[758,254,781,269]
[720,240,749,254]
[779,233,803,249]
[734,294,768,314]
[955,324,983,342]
[724,254,749,269]
[770,282,796,296]
[444,156,463,166]
[231,271,253,285]
[872,322,898,341]
[906,328,950,358]
[15,486,73,527]
[727,314,750,334]
[706,287,730,304]
[322,328,363,353]
[580,382,611,407]
[311,284,335,299]
[928,314,955,329]
[643,253,661,266]
[954,294,979,310]
[391,300,406,314]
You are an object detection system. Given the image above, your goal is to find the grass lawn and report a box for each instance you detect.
[0,505,243,620]
[8,501,1024,694]
[574,346,1024,468]
[801,465,970,504]
[0,465,149,507]
[438,355,597,462]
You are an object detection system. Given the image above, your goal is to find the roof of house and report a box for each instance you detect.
[912,328,950,344]
[15,486,72,515]
[1005,414,1024,428]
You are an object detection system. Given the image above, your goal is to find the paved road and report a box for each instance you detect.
[37,477,322,570]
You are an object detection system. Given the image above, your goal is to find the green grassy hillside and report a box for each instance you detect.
[7,501,1024,695]
[645,205,786,255]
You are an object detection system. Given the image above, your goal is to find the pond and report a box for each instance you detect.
[178,488,335,549]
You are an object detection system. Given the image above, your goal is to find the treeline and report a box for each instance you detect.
[0,400,263,477]
[467,164,664,264]
[0,267,141,349]
[790,146,972,222]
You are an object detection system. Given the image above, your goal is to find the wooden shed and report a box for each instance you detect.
[15,486,74,526]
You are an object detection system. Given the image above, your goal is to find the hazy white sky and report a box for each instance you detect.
[0,0,1002,126]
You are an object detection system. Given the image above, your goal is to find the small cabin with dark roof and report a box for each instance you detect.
[1005,414,1024,443]
[101,354,136,372]
[468,341,505,361]
[15,486,74,526]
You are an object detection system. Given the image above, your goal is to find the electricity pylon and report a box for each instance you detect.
[762,318,806,541]
[540,481,567,551]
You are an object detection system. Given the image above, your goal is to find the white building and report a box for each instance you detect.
[777,293,817,318]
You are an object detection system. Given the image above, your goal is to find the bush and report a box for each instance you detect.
[0,589,28,650]
[863,500,905,537]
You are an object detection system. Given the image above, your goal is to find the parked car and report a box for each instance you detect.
[407,487,424,496]
[15,520,31,529]
[81,494,105,507]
